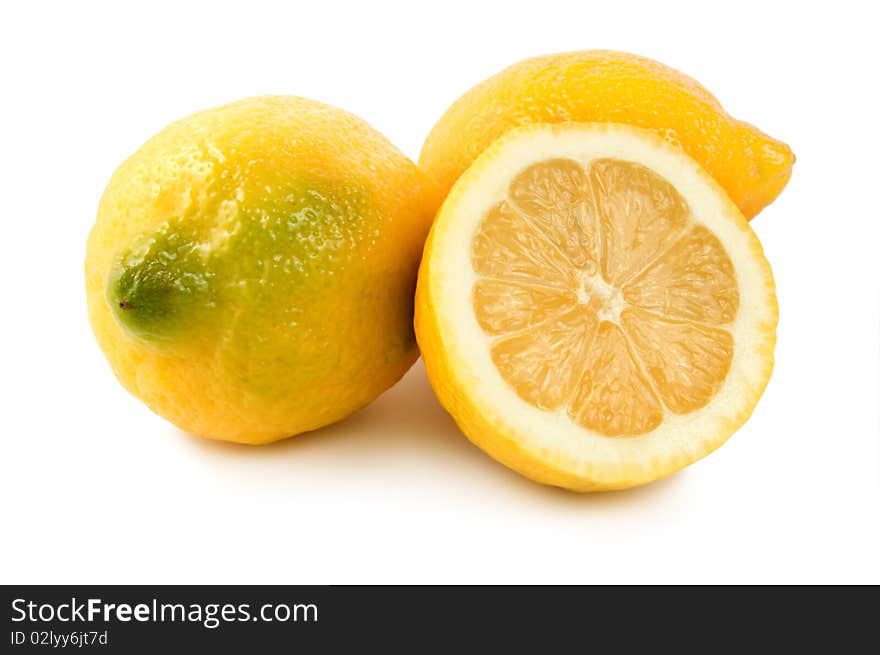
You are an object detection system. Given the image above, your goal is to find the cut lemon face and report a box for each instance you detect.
[415,123,777,491]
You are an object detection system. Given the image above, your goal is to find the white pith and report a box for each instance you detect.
[578,271,625,324]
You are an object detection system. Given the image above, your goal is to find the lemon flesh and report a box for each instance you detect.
[416,123,777,491]
[474,158,736,435]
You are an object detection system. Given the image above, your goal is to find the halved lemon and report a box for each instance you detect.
[415,123,777,491]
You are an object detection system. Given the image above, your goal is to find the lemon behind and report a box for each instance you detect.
[420,50,794,220]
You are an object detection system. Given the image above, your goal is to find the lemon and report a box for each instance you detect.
[420,50,794,220]
[87,96,438,444]
[415,123,778,491]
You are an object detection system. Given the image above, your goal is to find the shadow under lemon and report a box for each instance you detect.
[180,360,686,505]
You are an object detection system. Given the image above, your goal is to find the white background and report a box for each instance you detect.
[1,0,878,584]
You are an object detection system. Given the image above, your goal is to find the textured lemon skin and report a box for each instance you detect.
[87,96,439,444]
[414,123,778,492]
[420,50,794,220]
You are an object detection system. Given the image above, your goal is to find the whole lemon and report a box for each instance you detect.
[86,96,438,444]
[420,50,794,219]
